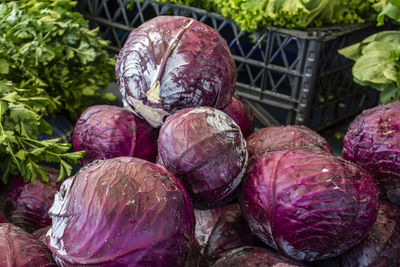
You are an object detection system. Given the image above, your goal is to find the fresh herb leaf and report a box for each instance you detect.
[0,1,115,120]
[0,80,85,184]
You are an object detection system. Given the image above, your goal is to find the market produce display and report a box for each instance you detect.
[46,157,195,266]
[2,0,400,264]
[240,148,379,261]
[246,125,332,158]
[0,166,59,233]
[343,101,400,206]
[222,95,255,138]
[116,16,236,127]
[157,107,248,209]
[0,223,56,266]
[73,105,158,165]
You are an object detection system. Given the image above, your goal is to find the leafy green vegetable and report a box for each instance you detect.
[377,0,400,25]
[0,1,115,120]
[152,0,380,31]
[339,0,400,104]
[0,80,85,184]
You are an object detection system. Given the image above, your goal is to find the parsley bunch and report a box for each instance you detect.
[0,80,85,184]
[0,0,115,120]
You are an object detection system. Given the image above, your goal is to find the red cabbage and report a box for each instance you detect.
[158,107,248,209]
[239,148,379,261]
[204,203,261,265]
[46,157,195,266]
[246,125,332,158]
[195,207,224,254]
[343,101,400,206]
[73,105,158,165]
[0,166,59,233]
[116,16,237,127]
[214,246,305,267]
[222,95,255,137]
[0,223,56,266]
[336,201,400,266]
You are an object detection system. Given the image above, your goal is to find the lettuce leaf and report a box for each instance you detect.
[339,31,400,104]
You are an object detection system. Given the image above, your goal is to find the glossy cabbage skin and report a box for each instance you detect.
[194,203,259,265]
[239,148,379,261]
[0,223,56,266]
[336,201,400,267]
[214,246,305,267]
[194,207,224,253]
[0,166,59,233]
[205,203,261,265]
[343,101,400,206]
[46,157,195,266]
[246,125,332,158]
[73,105,158,165]
[158,107,248,209]
[222,95,255,138]
[116,16,236,127]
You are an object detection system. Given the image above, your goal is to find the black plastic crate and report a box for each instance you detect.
[77,0,380,131]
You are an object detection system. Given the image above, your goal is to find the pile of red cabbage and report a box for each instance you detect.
[240,148,379,261]
[73,105,158,165]
[158,107,248,209]
[46,157,195,266]
[6,12,400,266]
[343,101,400,206]
[116,16,237,127]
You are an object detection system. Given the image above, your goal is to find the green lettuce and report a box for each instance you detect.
[154,0,380,31]
[339,31,400,103]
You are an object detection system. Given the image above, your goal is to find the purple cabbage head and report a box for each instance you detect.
[46,157,195,266]
[214,246,305,267]
[158,107,248,209]
[246,125,332,158]
[73,105,158,165]
[343,101,400,206]
[335,201,400,266]
[116,16,237,127]
[239,148,379,261]
[0,223,56,266]
[0,166,59,233]
[222,95,255,138]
